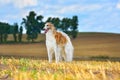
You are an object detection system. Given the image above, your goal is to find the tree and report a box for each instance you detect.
[18,26,23,42]
[0,22,10,43]
[46,17,61,29]
[52,17,61,29]
[13,23,18,42]
[70,16,78,38]
[60,18,71,33]
[3,25,10,42]
[22,11,44,42]
[46,17,52,22]
[36,15,44,33]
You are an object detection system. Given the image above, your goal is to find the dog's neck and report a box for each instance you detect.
[45,29,55,39]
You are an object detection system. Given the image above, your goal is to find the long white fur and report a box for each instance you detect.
[44,22,74,63]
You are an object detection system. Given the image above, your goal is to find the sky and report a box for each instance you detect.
[0,0,120,33]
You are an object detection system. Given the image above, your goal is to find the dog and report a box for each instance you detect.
[43,22,74,63]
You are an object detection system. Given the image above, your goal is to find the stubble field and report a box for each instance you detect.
[0,58,120,80]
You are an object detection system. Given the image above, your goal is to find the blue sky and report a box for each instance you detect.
[0,0,120,33]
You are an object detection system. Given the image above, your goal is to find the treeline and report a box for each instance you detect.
[0,22,23,43]
[0,11,78,43]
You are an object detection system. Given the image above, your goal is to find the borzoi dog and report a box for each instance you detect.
[43,22,74,63]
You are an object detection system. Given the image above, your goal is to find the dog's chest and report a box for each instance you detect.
[46,32,56,46]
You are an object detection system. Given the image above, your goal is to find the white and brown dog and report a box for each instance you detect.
[43,22,74,63]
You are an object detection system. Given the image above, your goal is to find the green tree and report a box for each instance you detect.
[70,16,78,38]
[60,18,71,33]
[3,25,10,42]
[46,17,61,29]
[22,11,44,42]
[18,26,23,42]
[36,15,44,33]
[52,17,60,29]
[13,23,18,42]
[0,22,10,43]
[0,23,4,43]
[46,17,52,22]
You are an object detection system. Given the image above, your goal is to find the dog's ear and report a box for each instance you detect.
[50,23,56,30]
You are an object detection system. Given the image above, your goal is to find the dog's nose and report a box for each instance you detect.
[43,27,46,30]
[43,28,45,30]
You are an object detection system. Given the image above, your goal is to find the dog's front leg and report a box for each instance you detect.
[48,52,52,63]
[47,48,53,63]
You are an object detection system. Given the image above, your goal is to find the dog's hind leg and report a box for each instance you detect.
[61,46,66,61]
[65,43,74,62]
[54,46,61,63]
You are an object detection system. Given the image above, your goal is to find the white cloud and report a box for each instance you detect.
[116,0,120,9]
[0,0,38,8]
[116,2,120,9]
[0,19,9,23]
[79,8,120,33]
[13,0,38,8]
[0,0,11,6]
[54,4,104,14]
[37,4,104,16]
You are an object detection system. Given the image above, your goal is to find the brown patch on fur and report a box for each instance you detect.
[46,22,67,45]
[54,32,67,45]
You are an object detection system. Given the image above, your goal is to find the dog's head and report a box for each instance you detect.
[43,22,56,34]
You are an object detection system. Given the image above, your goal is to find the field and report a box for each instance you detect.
[0,32,120,80]
[0,32,120,58]
[0,58,120,80]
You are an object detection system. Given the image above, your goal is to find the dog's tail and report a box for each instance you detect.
[65,41,74,62]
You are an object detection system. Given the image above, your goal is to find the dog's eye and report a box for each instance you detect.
[46,25,48,26]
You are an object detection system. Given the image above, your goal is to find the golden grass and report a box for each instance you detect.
[0,58,120,80]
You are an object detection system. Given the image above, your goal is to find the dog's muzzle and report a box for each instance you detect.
[43,28,50,34]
